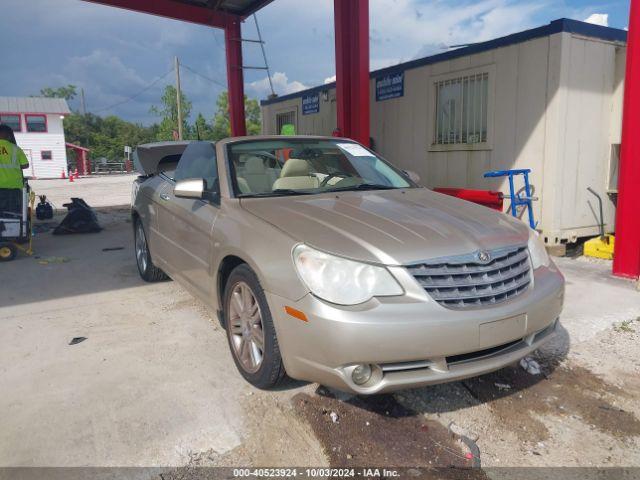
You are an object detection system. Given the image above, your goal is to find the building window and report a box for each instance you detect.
[26,114,47,133]
[41,150,53,161]
[276,110,297,135]
[0,113,21,132]
[434,72,488,145]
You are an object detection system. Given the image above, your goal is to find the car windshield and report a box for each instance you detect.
[228,139,413,197]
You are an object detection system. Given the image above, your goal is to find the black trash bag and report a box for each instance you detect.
[53,198,102,235]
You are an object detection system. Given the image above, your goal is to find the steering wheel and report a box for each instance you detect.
[320,172,351,187]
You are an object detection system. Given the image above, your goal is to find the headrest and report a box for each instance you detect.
[245,156,265,174]
[280,158,310,178]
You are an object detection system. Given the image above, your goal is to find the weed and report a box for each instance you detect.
[615,319,636,333]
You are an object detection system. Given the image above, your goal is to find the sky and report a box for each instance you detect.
[0,0,631,125]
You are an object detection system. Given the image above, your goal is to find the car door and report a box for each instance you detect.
[133,146,186,271]
[157,142,220,300]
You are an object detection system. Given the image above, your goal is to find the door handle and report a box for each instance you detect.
[160,193,170,201]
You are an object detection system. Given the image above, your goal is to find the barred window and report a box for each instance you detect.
[434,73,488,145]
[276,111,297,135]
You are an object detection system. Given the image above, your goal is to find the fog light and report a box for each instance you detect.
[352,364,372,385]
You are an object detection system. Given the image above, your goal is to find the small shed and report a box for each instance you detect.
[0,97,71,179]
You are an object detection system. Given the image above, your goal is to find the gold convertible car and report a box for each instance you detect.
[131,136,564,394]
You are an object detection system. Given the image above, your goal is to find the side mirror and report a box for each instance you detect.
[404,170,420,184]
[174,178,205,199]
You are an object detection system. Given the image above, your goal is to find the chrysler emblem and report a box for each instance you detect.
[477,251,491,263]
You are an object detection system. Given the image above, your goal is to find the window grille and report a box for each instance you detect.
[276,111,297,135]
[434,73,488,145]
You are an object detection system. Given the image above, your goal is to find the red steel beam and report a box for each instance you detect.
[613,0,640,279]
[82,0,233,28]
[334,0,370,146]
[225,18,247,136]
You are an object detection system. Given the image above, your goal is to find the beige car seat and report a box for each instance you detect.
[272,158,320,190]
[243,156,275,193]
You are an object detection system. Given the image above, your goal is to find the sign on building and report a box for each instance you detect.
[302,92,320,115]
[376,72,404,101]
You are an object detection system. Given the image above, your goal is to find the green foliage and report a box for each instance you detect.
[211,92,262,140]
[150,85,192,141]
[38,85,78,101]
[193,113,215,141]
[43,84,261,164]
[64,113,157,162]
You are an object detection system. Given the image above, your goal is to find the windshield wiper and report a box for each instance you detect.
[325,183,400,193]
[239,189,316,198]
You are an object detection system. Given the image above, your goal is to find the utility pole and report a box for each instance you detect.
[174,56,183,141]
[80,88,87,115]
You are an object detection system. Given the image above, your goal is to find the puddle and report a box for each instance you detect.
[462,363,640,442]
[294,390,487,476]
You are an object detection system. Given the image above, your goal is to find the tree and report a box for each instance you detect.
[193,113,215,141]
[150,85,192,141]
[38,85,78,101]
[211,92,262,140]
[63,112,158,162]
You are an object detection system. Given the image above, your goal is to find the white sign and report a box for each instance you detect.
[124,146,132,154]
[337,143,373,157]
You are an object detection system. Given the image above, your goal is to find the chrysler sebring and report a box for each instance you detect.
[131,136,564,394]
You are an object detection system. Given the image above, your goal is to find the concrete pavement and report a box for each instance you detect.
[0,213,249,466]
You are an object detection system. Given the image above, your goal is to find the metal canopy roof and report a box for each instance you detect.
[176,0,274,17]
[83,0,274,28]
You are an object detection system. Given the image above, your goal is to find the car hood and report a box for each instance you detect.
[240,188,529,265]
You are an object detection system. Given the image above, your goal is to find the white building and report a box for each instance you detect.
[260,19,627,247]
[0,97,71,179]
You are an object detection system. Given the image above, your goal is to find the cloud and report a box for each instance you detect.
[584,13,609,27]
[247,72,308,98]
[369,0,549,62]
[324,75,336,84]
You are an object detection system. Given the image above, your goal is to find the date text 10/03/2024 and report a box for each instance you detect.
[232,468,401,478]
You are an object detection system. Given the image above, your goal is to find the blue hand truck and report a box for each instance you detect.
[483,168,537,229]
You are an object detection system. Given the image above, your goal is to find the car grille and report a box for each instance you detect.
[406,246,532,309]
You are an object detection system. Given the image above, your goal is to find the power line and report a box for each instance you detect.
[93,68,175,114]
[181,63,227,88]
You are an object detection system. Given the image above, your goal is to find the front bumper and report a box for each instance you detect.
[267,264,564,394]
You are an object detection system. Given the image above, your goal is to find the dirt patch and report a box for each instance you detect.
[173,388,328,469]
[293,389,486,477]
[462,362,640,443]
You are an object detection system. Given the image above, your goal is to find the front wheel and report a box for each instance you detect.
[134,218,167,282]
[224,264,286,389]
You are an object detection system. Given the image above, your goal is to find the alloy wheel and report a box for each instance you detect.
[228,281,265,373]
[135,223,148,273]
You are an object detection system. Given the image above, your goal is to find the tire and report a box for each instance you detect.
[224,264,286,389]
[0,244,17,262]
[134,218,168,282]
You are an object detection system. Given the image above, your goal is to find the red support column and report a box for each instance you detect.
[334,0,370,146]
[613,0,640,279]
[225,17,247,137]
[78,151,86,176]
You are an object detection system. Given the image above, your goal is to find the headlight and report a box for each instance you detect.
[528,229,550,269]
[293,244,403,305]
